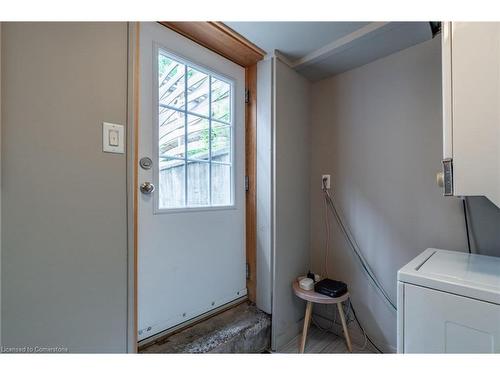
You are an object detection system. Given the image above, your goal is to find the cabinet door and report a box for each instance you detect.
[450,22,500,207]
[403,284,500,353]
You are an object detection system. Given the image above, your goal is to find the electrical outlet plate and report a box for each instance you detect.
[322,174,331,189]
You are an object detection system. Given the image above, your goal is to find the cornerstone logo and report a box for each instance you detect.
[0,346,69,353]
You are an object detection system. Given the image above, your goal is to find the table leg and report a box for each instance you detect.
[299,301,313,353]
[337,301,352,352]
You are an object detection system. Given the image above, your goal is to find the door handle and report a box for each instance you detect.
[140,182,155,194]
[436,171,444,188]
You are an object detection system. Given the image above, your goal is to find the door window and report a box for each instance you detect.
[156,49,234,210]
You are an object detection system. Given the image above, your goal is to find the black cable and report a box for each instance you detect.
[323,189,397,311]
[349,300,384,354]
[462,198,472,254]
[321,183,388,353]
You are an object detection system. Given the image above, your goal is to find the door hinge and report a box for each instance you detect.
[246,263,250,280]
[442,158,454,196]
[245,175,249,192]
[245,89,250,104]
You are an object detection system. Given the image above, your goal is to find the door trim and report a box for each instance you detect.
[245,63,257,302]
[126,22,140,354]
[127,21,264,353]
[159,22,265,68]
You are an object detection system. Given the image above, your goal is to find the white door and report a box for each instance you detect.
[137,22,246,341]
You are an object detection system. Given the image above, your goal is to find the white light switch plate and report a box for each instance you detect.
[103,122,125,154]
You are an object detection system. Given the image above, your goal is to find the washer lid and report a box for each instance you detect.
[398,248,500,304]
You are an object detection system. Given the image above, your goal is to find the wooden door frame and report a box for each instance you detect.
[127,22,265,353]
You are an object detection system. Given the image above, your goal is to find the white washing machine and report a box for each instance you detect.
[397,248,500,353]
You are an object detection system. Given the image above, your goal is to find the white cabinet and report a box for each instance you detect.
[397,249,500,353]
[441,22,500,208]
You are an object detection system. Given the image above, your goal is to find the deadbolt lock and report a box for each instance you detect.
[140,157,153,170]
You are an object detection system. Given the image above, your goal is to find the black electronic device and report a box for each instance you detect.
[314,278,348,298]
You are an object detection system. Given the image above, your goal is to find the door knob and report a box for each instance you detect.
[436,171,444,188]
[140,182,155,194]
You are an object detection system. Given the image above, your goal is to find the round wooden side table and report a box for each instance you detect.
[292,280,352,353]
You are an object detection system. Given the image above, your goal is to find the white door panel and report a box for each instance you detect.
[138,22,246,341]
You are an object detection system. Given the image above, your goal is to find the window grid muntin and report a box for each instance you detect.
[183,64,188,206]
[157,49,233,210]
[208,73,213,205]
[210,122,231,166]
[158,104,231,126]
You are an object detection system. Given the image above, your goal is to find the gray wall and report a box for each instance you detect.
[309,36,500,352]
[256,58,273,315]
[272,58,311,351]
[1,22,128,352]
[0,22,2,345]
[467,196,500,256]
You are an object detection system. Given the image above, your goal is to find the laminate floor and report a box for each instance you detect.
[279,325,376,354]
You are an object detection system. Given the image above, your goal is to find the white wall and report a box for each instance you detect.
[271,58,311,351]
[1,22,128,352]
[309,37,470,351]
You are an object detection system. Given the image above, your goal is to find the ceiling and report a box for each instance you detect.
[225,22,369,60]
[225,22,433,81]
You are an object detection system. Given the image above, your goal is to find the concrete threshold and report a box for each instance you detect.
[140,302,271,353]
